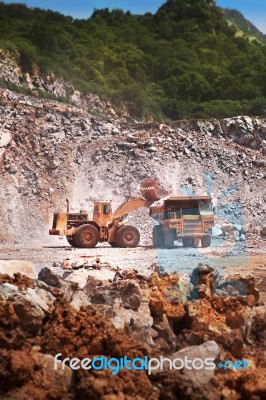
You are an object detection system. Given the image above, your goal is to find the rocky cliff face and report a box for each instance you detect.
[0,48,82,104]
[0,48,118,116]
[171,117,266,152]
[0,87,265,244]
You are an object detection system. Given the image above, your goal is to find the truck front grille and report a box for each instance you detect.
[183,219,202,234]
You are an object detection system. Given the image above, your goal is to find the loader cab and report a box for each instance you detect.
[93,201,113,225]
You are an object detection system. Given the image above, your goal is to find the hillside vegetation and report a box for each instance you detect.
[0,0,266,119]
[222,8,266,44]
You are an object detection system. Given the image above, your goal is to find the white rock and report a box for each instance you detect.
[53,131,65,140]
[66,268,115,289]
[0,130,12,147]
[111,315,125,330]
[0,260,37,279]
[171,341,220,385]
[70,291,91,311]
[212,226,223,236]
[0,283,19,298]
[27,287,56,314]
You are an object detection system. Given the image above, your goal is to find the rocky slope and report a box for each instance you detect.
[0,48,118,115]
[0,87,265,245]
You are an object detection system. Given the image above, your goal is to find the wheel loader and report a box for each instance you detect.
[150,196,214,249]
[49,178,168,248]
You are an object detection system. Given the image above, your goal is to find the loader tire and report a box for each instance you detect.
[201,236,211,248]
[153,225,165,248]
[164,230,175,249]
[74,224,99,248]
[116,225,140,248]
[183,237,193,247]
[67,236,78,247]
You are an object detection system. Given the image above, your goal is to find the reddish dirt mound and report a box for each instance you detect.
[0,269,265,399]
[41,302,157,399]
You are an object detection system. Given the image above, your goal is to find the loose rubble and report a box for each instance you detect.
[0,260,265,399]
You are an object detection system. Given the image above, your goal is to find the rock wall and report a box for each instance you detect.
[171,116,266,152]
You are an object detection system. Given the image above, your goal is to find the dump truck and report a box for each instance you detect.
[150,196,214,249]
[49,178,168,248]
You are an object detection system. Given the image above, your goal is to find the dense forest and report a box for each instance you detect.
[0,0,266,119]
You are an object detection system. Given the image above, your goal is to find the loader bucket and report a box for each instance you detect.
[140,178,169,201]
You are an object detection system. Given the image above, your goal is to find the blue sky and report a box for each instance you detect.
[2,1,266,33]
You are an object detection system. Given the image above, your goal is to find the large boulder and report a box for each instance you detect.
[91,279,142,311]
[114,279,142,310]
[111,285,154,346]
[0,282,45,335]
[0,283,19,299]
[83,276,102,297]
[171,341,220,385]
[26,287,56,315]
[225,306,253,340]
[189,264,218,300]
[11,293,44,335]
[217,273,259,303]
[70,290,91,311]
[66,267,115,289]
[152,314,177,353]
[38,267,62,288]
[38,267,77,301]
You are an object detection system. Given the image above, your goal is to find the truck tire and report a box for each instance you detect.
[164,230,175,249]
[67,236,78,247]
[183,237,193,247]
[116,225,140,248]
[201,236,211,248]
[74,224,99,248]
[153,225,165,248]
[193,238,200,248]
